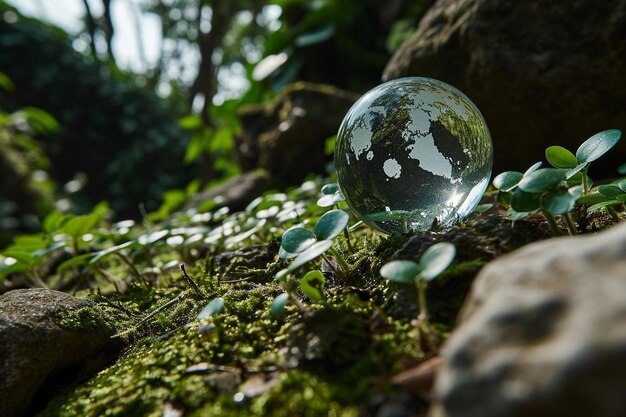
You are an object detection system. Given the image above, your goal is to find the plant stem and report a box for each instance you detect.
[30,268,49,289]
[343,228,354,253]
[563,213,578,235]
[582,166,590,194]
[541,210,562,235]
[329,246,350,272]
[114,252,145,283]
[415,278,429,323]
[180,264,204,298]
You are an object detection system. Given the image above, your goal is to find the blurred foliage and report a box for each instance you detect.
[0,74,58,247]
[0,0,434,247]
[0,2,194,218]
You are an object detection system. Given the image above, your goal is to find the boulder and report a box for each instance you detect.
[0,289,117,417]
[383,0,626,174]
[236,82,358,183]
[432,221,626,417]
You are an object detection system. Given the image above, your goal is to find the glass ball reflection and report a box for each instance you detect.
[335,77,492,234]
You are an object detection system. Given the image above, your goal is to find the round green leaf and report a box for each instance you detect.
[288,240,333,271]
[198,297,224,320]
[419,242,456,282]
[546,146,578,169]
[541,191,576,215]
[300,270,325,301]
[321,183,340,195]
[314,210,349,240]
[576,129,622,163]
[281,227,316,254]
[617,179,626,193]
[317,192,345,207]
[278,246,298,260]
[524,161,543,175]
[598,185,623,198]
[380,260,421,284]
[518,168,566,193]
[274,268,290,282]
[510,189,542,212]
[493,171,523,192]
[271,293,290,316]
[577,192,608,206]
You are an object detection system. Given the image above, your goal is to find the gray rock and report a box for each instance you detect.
[432,222,626,417]
[383,0,626,175]
[236,82,358,184]
[0,289,116,417]
[188,169,275,212]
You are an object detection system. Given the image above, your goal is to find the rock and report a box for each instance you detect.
[383,0,626,174]
[0,289,117,417]
[188,168,275,212]
[236,82,358,184]
[432,221,626,417]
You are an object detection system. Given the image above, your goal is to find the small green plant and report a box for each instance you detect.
[279,209,351,273]
[380,242,456,324]
[380,242,456,352]
[493,129,622,233]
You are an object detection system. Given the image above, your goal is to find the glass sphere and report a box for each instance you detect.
[335,77,492,234]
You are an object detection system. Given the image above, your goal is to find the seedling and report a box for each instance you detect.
[380,242,456,324]
[546,129,621,193]
[279,209,351,273]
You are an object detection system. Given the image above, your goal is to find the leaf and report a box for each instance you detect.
[0,72,15,91]
[287,240,333,271]
[524,161,543,175]
[588,200,622,213]
[321,183,340,195]
[577,192,609,206]
[508,209,533,221]
[541,189,578,215]
[43,211,68,233]
[300,270,325,301]
[380,260,421,284]
[546,146,578,168]
[295,24,336,47]
[278,246,298,260]
[179,114,203,130]
[0,250,33,265]
[566,163,588,179]
[58,253,94,272]
[60,213,102,238]
[138,230,169,245]
[271,293,290,316]
[598,185,623,198]
[493,171,523,192]
[274,268,290,282]
[317,192,345,207]
[518,168,566,193]
[314,210,349,240]
[618,163,626,175]
[617,179,626,193]
[576,129,622,163]
[281,227,316,254]
[510,189,542,212]
[419,242,456,282]
[90,241,136,264]
[197,298,224,320]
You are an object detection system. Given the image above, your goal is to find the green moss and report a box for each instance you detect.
[57,304,117,334]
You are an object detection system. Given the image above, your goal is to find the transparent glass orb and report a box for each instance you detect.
[335,77,492,234]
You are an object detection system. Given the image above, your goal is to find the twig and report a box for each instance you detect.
[181,264,204,298]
